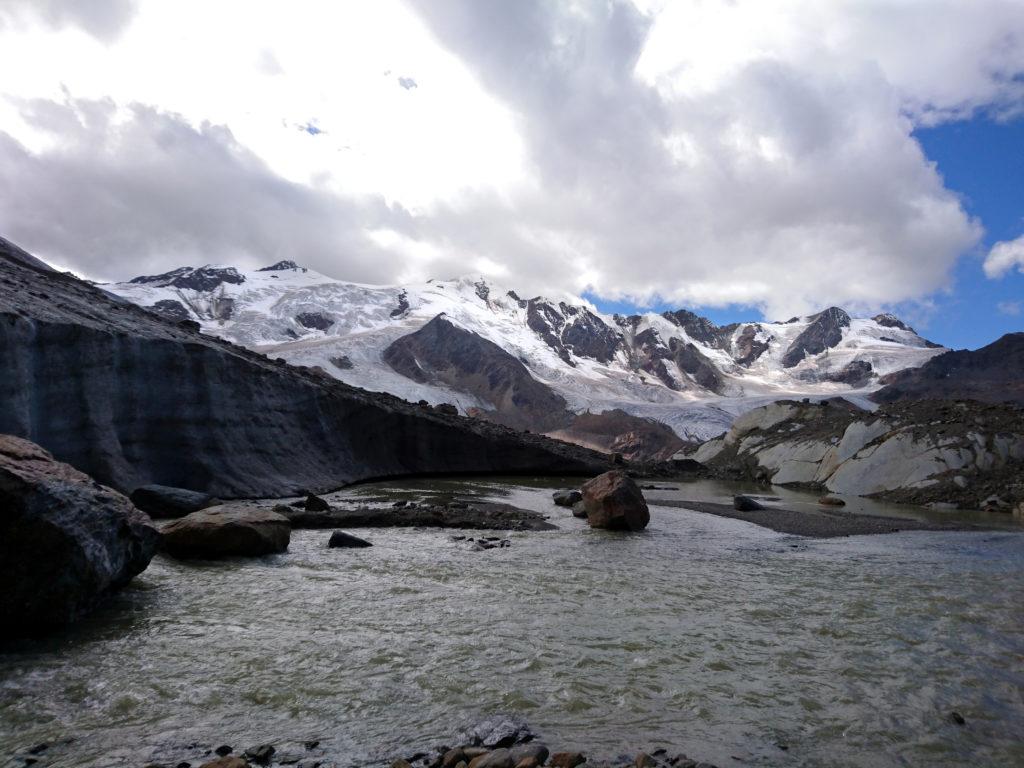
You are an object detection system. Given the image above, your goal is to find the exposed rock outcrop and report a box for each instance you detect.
[781,307,850,368]
[0,237,610,498]
[873,332,1024,405]
[580,470,650,530]
[547,409,685,462]
[823,359,873,387]
[161,505,291,559]
[694,399,1024,509]
[0,434,160,634]
[525,298,621,365]
[147,299,191,322]
[129,265,246,292]
[295,312,335,331]
[733,324,770,367]
[130,484,219,519]
[384,314,572,432]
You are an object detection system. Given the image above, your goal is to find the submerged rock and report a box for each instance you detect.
[327,531,372,548]
[0,434,160,634]
[817,495,846,507]
[162,505,290,559]
[733,495,764,512]
[552,489,582,507]
[130,484,219,519]
[580,470,650,531]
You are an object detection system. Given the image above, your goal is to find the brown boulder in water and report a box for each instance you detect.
[162,505,290,559]
[580,470,650,531]
[0,434,161,634]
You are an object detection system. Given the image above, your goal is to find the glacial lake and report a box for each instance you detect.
[2,478,1023,768]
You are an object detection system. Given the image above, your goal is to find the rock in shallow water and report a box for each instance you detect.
[580,470,650,531]
[0,434,161,634]
[732,495,764,512]
[161,506,290,559]
[130,484,219,519]
[327,530,372,548]
[552,489,582,507]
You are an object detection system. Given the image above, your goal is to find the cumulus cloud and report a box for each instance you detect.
[984,234,1024,278]
[0,1,1022,318]
[997,301,1022,316]
[0,0,137,43]
[394,0,1012,317]
[0,96,409,281]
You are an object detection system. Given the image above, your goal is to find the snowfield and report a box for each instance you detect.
[108,263,945,440]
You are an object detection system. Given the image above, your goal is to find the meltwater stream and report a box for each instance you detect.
[2,478,1023,768]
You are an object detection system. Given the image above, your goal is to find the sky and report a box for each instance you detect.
[0,0,1021,350]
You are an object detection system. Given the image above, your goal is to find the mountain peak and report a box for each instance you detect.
[257,260,305,272]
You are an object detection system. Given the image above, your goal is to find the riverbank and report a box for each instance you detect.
[651,498,986,538]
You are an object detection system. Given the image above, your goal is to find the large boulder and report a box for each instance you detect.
[580,470,650,531]
[161,505,291,559]
[0,434,161,634]
[130,484,219,519]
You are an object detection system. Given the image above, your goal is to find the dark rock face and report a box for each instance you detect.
[782,307,851,368]
[161,505,291,559]
[390,289,410,318]
[327,530,372,548]
[824,359,873,387]
[130,484,218,519]
[0,434,161,634]
[872,313,914,333]
[526,299,621,365]
[662,309,730,350]
[329,355,353,370]
[733,324,770,367]
[671,340,725,394]
[129,265,246,292]
[0,236,610,498]
[257,260,302,272]
[383,314,572,432]
[580,470,650,531]
[873,333,1024,405]
[148,299,191,322]
[295,312,335,331]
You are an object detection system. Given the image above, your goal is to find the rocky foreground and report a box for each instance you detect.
[6,715,722,768]
[0,236,611,499]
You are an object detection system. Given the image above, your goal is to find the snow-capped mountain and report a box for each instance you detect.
[108,261,946,442]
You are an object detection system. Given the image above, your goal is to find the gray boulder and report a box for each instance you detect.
[552,489,582,507]
[162,505,290,559]
[130,484,219,519]
[733,495,764,511]
[0,434,161,634]
[327,531,372,548]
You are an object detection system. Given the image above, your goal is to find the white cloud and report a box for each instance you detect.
[998,300,1022,316]
[0,0,1022,317]
[984,234,1024,278]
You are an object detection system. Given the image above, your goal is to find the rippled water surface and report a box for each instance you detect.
[2,478,1023,767]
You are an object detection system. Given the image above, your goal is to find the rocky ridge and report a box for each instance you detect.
[104,260,946,442]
